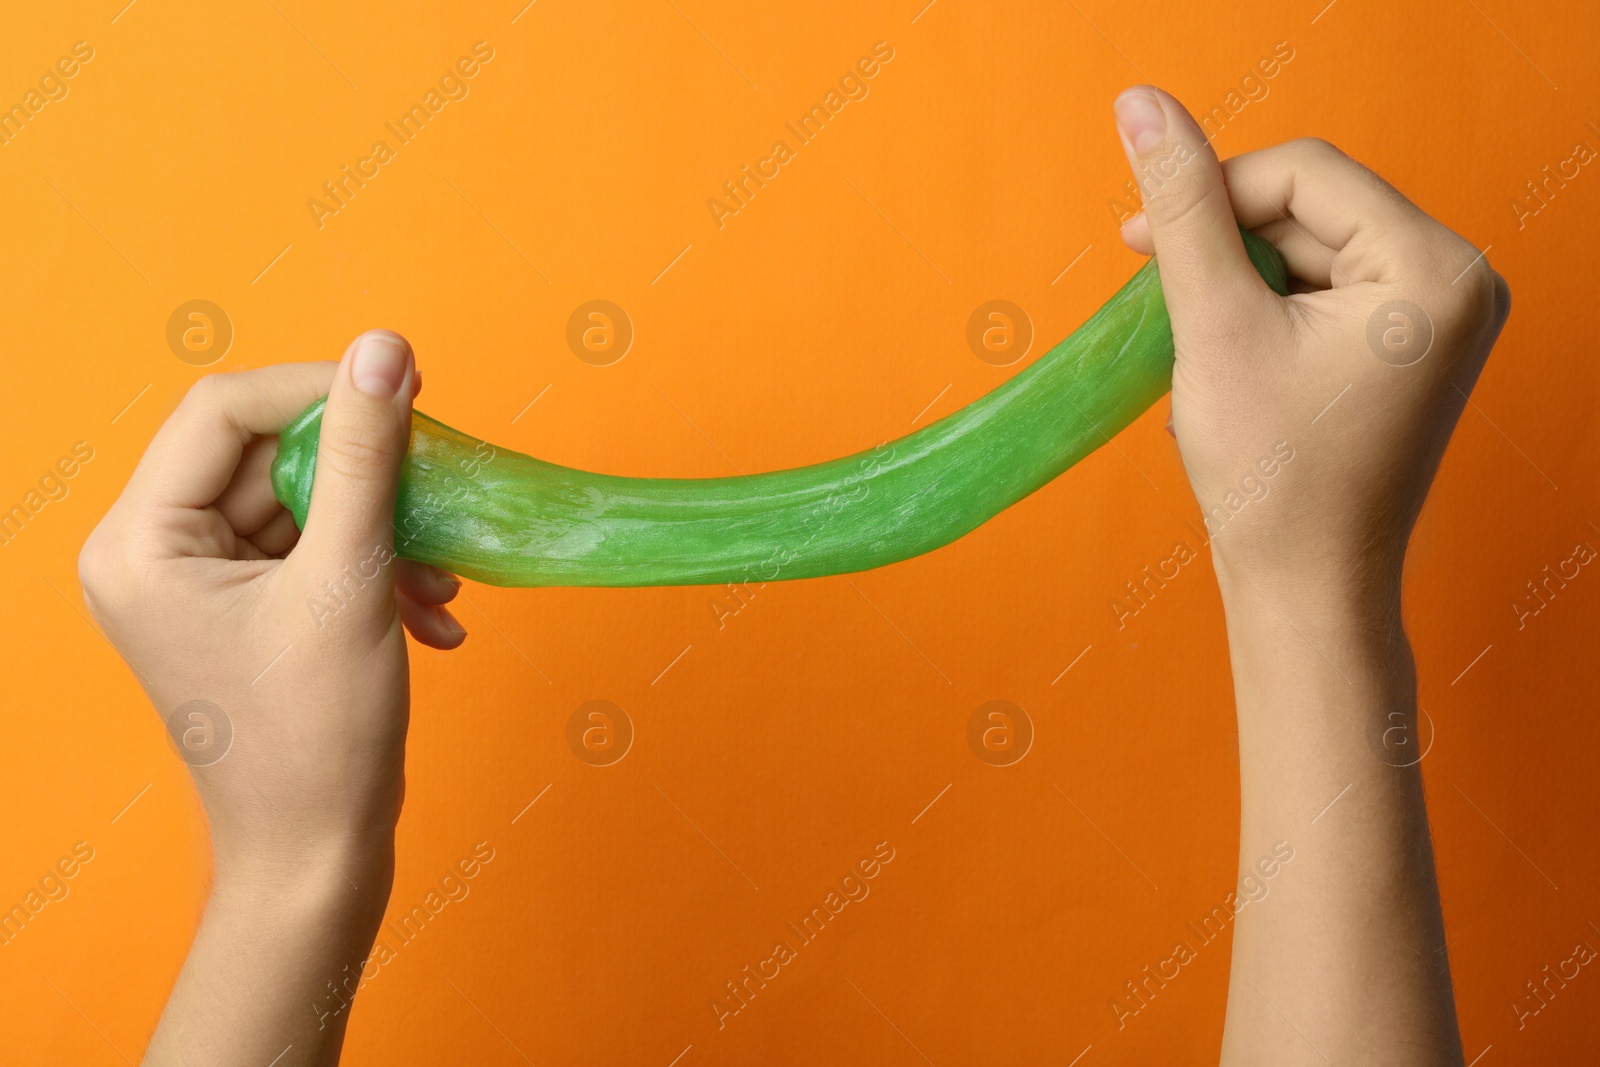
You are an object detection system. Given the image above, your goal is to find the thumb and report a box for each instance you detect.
[1112,86,1268,341]
[295,329,415,581]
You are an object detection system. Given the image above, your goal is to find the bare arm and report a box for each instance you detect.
[145,854,391,1065]
[80,336,467,1065]
[1109,87,1510,1063]
[1215,569,1459,1064]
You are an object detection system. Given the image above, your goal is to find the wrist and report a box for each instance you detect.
[1211,551,1420,736]
[1211,550,1404,638]
[1210,553,1418,707]
[144,832,393,1066]
[212,835,394,931]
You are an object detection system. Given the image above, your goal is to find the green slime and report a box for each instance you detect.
[272,229,1288,587]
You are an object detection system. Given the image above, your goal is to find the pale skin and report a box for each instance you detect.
[1114,86,1508,1064]
[80,333,463,1066]
[78,86,1508,1065]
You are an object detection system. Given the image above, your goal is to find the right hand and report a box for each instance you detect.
[1110,86,1511,601]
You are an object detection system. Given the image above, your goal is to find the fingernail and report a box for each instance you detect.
[352,334,410,398]
[1115,89,1166,156]
[442,612,467,639]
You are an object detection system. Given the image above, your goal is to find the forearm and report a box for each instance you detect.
[1215,562,1461,1066]
[144,847,392,1067]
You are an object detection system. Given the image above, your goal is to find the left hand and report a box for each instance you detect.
[79,332,464,887]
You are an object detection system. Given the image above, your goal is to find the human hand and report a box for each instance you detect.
[81,331,474,1061]
[1111,87,1510,603]
[1109,89,1508,1066]
[79,331,465,892]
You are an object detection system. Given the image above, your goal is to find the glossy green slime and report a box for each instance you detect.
[272,229,1288,587]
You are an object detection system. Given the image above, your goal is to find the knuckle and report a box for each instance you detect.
[1144,177,1228,233]
[76,532,109,599]
[1490,269,1512,325]
[318,425,396,482]
[176,372,246,425]
[1135,142,1208,213]
[1457,260,1496,309]
[1294,136,1414,211]
[182,372,230,409]
[1402,241,1507,359]
[77,526,128,619]
[1291,136,1346,163]
[1451,262,1509,335]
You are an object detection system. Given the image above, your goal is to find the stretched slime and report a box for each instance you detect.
[272,228,1288,587]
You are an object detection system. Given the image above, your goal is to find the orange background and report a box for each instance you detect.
[2,1,1597,1064]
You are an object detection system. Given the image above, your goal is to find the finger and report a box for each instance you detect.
[1124,209,1341,292]
[290,330,416,582]
[398,593,466,650]
[394,559,460,606]
[1119,211,1152,255]
[213,435,284,537]
[247,507,302,557]
[1249,218,1342,290]
[129,363,337,511]
[1111,86,1274,338]
[1219,139,1426,286]
[231,535,272,561]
